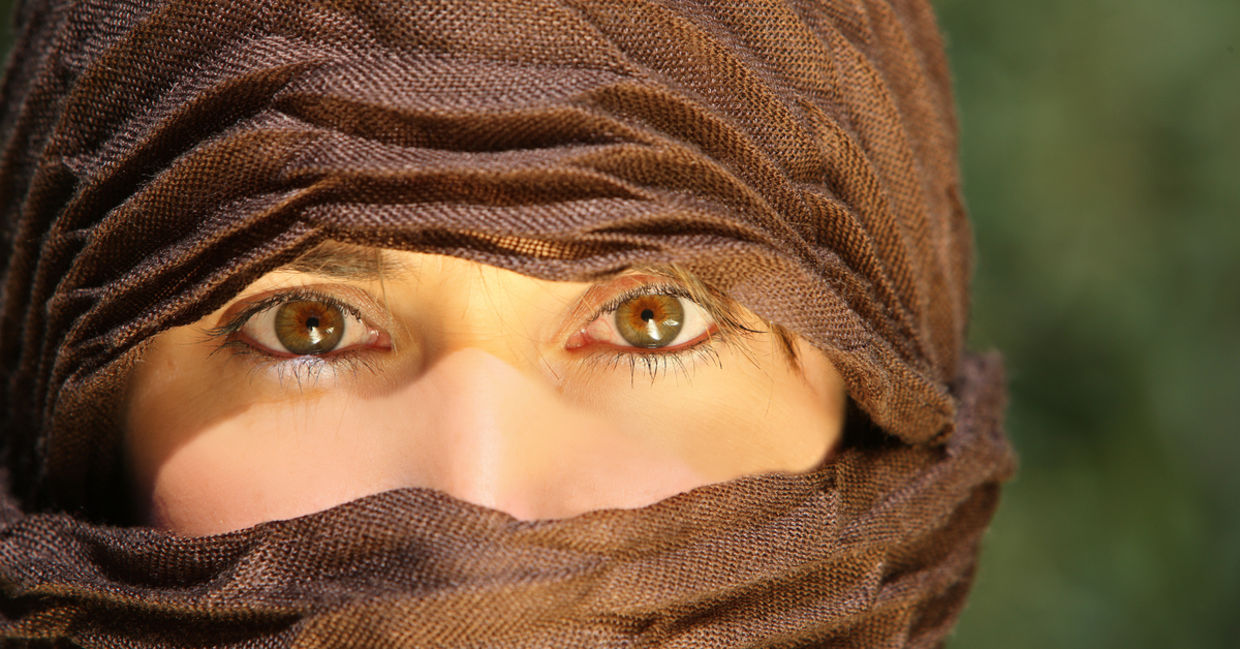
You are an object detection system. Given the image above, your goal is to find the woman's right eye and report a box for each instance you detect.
[235,299,387,357]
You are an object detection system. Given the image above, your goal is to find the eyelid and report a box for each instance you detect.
[586,280,696,327]
[207,284,388,343]
[566,276,718,352]
[211,275,723,355]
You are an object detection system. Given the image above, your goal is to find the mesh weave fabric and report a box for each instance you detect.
[0,1,1014,646]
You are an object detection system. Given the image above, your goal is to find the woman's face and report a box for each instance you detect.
[124,244,846,536]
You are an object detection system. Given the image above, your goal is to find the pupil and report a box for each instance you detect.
[641,308,655,321]
[305,316,320,329]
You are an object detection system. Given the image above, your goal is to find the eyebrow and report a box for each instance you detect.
[278,242,397,281]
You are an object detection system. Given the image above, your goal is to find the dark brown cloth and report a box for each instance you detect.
[0,0,1015,646]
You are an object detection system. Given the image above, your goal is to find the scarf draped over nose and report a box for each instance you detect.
[0,0,1015,646]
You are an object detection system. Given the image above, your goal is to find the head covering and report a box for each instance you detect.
[0,0,1014,646]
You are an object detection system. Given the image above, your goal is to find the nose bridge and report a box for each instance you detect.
[412,348,575,513]
[401,347,702,520]
[428,268,544,371]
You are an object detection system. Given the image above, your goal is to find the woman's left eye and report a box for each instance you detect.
[577,292,715,351]
[237,299,383,357]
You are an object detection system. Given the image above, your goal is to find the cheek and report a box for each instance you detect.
[555,342,846,481]
[135,394,417,537]
[124,331,414,536]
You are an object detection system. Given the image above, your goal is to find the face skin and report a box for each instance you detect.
[124,244,847,536]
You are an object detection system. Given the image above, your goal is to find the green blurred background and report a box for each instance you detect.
[0,1,1235,647]
[936,0,1238,646]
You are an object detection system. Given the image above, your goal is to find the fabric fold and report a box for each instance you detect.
[0,1,1012,646]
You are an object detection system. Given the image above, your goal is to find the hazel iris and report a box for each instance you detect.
[615,294,684,348]
[273,301,344,354]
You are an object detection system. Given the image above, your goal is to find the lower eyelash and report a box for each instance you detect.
[210,339,383,392]
[581,341,725,386]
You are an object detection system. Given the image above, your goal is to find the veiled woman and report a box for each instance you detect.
[0,0,1014,646]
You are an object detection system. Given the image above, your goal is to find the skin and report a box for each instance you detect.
[124,247,847,536]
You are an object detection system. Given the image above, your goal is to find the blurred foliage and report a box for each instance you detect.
[935,0,1239,647]
[0,1,1234,647]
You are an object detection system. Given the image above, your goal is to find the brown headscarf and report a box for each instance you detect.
[0,0,1014,646]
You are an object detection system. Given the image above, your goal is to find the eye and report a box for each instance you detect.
[236,298,384,356]
[576,291,715,351]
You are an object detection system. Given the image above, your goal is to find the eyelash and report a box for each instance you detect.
[205,283,742,386]
[575,282,726,384]
[204,289,383,388]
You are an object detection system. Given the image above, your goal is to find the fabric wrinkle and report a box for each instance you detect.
[0,0,1014,646]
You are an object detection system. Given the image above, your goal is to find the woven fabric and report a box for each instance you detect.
[0,0,1015,646]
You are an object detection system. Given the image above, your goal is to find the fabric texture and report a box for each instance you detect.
[0,0,1015,646]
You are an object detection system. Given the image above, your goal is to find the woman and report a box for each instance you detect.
[0,0,1014,646]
